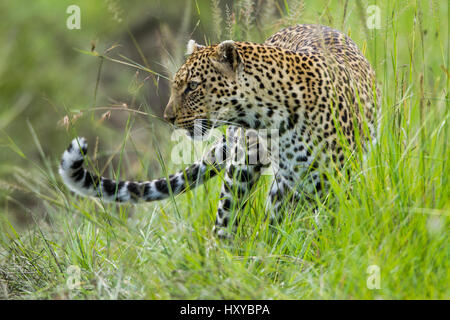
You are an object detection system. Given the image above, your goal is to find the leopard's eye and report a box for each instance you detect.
[184,81,199,94]
[189,81,198,90]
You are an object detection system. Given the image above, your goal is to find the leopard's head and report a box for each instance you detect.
[164,39,245,139]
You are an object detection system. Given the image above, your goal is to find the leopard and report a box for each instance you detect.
[60,24,379,239]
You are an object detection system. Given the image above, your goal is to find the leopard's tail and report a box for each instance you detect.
[59,137,225,203]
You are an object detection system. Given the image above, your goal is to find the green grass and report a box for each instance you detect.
[0,0,448,299]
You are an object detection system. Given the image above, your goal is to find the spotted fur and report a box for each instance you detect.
[60,24,379,238]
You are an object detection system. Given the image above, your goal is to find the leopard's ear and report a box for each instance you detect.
[210,40,243,79]
[186,39,204,55]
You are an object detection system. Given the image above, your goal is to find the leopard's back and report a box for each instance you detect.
[266,24,379,143]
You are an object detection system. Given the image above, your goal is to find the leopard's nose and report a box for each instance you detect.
[164,101,176,124]
[163,111,176,124]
